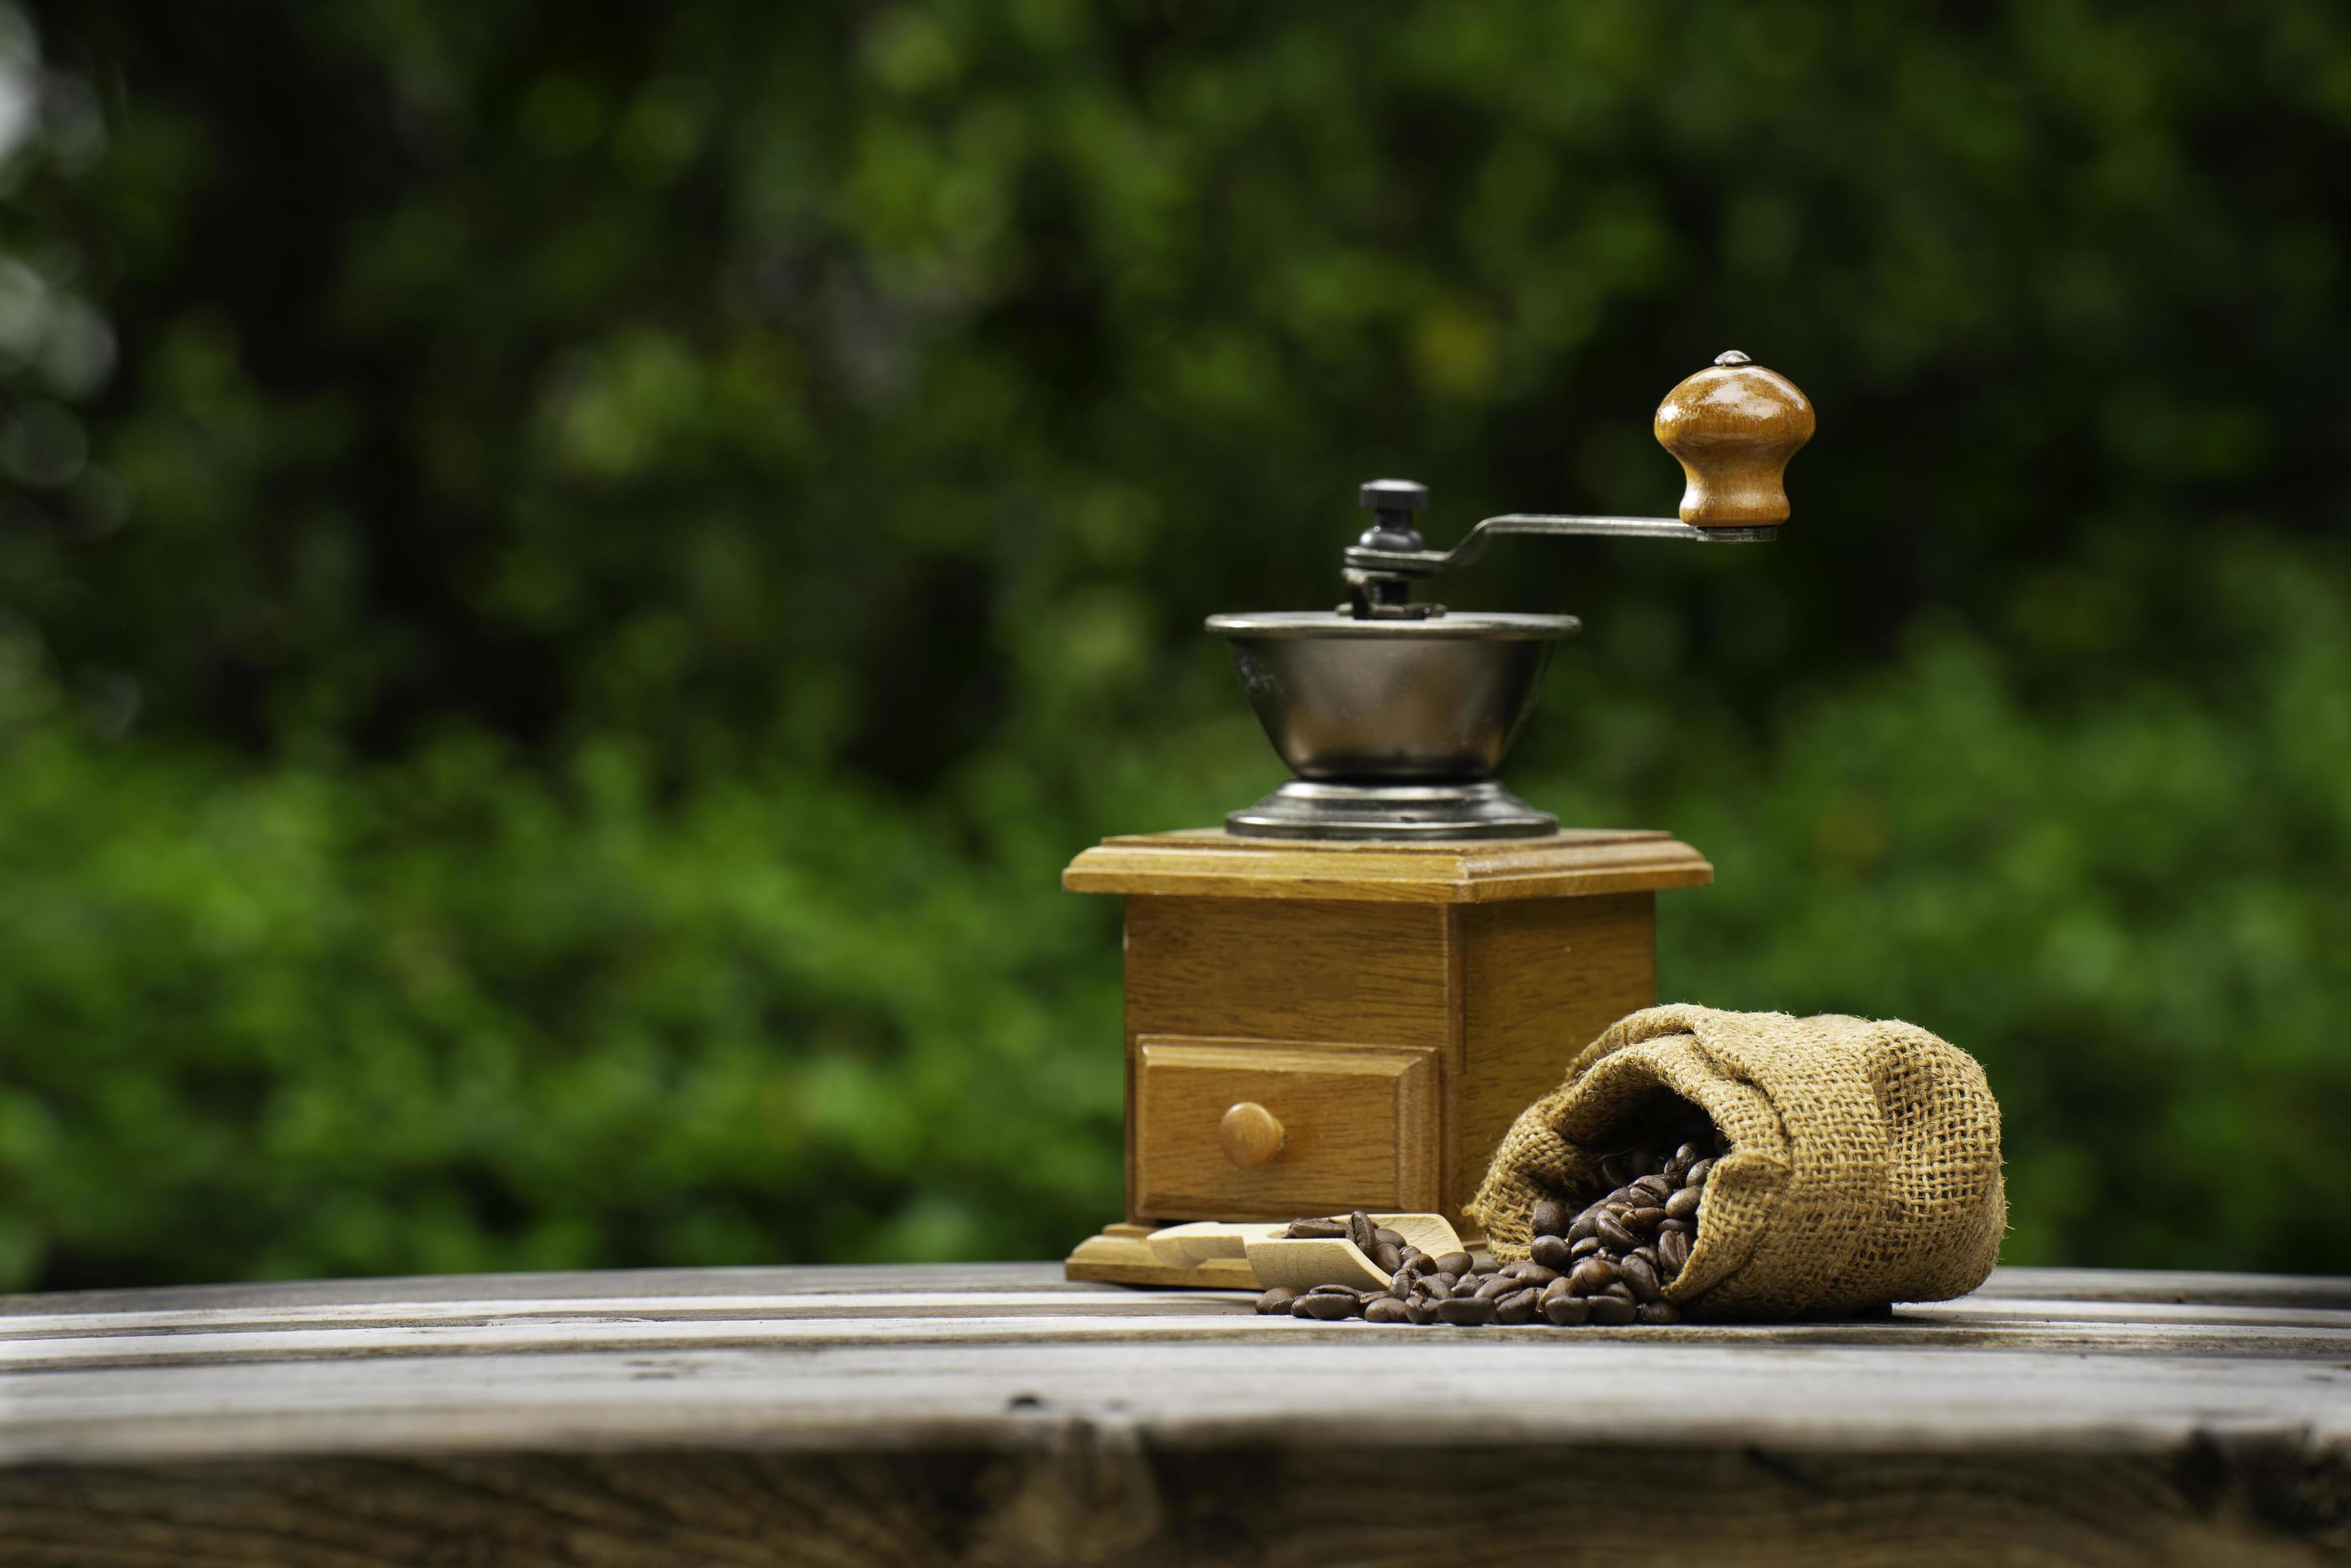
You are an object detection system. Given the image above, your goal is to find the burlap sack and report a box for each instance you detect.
[1467,1005,2005,1320]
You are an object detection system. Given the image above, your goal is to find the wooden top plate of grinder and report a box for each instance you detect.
[1146,1213,1464,1290]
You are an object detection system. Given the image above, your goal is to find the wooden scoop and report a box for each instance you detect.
[1145,1214,1464,1290]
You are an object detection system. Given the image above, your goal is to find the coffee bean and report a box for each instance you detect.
[1542,1292,1592,1326]
[1254,1287,1300,1314]
[1569,1257,1616,1294]
[1437,1297,1497,1326]
[1274,1122,1726,1333]
[1529,1234,1573,1271]
[1657,1230,1691,1274]
[1284,1218,1346,1239]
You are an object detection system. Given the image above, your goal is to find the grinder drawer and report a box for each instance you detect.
[1133,1037,1437,1219]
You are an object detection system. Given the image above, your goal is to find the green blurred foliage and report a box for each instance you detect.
[2,0,2349,1289]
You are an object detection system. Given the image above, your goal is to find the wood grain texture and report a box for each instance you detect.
[1134,1039,1435,1218]
[2,1443,2338,1568]
[1062,1224,1259,1289]
[1064,829,1713,905]
[6,1260,2341,1320]
[2,1264,2348,1566]
[1137,1220,1290,1266]
[1453,894,1655,1210]
[1123,898,1454,1049]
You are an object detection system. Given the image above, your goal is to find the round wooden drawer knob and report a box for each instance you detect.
[1218,1102,1285,1168]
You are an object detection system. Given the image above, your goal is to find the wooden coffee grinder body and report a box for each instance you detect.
[1062,830,1709,1286]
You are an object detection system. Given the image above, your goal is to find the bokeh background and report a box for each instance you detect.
[3,1,2349,1294]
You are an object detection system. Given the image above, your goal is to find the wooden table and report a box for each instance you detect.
[3,1264,2347,1566]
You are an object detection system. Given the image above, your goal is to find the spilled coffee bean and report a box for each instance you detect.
[1258,1120,1721,1329]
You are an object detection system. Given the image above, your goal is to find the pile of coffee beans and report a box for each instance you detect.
[1275,1210,1421,1278]
[1254,1119,1723,1329]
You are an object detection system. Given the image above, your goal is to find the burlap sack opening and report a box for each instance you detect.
[1466,1005,2005,1321]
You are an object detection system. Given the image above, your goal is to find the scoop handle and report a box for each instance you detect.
[1653,351,1816,528]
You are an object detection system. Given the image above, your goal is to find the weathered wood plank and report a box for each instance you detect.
[10,1336,2350,1461]
[2,1442,2341,1568]
[6,1263,2349,1564]
[0,1261,1102,1318]
[0,1290,1263,1340]
[12,1262,2345,1321]
[11,1309,2351,1380]
[1969,1267,2351,1310]
[8,1286,2349,1348]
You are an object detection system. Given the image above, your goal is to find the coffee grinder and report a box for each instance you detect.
[1064,353,1814,1286]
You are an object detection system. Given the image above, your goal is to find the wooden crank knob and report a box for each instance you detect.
[1218,1101,1285,1168]
[1653,350,1816,528]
